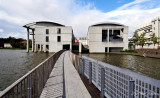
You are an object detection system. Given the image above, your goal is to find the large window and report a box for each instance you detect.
[57,36,61,42]
[46,36,49,42]
[46,29,49,34]
[57,28,61,34]
[102,30,108,42]
[109,30,123,42]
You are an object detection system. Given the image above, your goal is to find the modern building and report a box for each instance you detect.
[79,37,88,46]
[23,21,73,52]
[135,17,160,49]
[87,22,128,53]
[4,43,12,48]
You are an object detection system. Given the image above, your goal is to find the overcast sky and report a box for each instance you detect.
[0,0,160,39]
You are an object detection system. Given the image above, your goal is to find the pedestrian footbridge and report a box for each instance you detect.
[0,50,160,98]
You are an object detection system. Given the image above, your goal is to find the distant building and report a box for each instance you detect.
[135,17,160,49]
[88,22,128,53]
[23,21,73,52]
[79,37,88,45]
[4,43,12,48]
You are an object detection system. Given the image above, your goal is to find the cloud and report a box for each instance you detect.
[0,0,159,38]
[0,29,3,33]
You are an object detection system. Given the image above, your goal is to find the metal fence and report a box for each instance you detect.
[69,52,160,98]
[0,50,65,98]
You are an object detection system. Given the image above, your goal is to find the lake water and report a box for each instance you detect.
[0,50,160,91]
[82,53,160,80]
[0,49,53,91]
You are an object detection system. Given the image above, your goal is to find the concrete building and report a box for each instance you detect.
[23,21,73,52]
[79,37,88,46]
[135,17,160,49]
[88,22,128,53]
[4,43,12,48]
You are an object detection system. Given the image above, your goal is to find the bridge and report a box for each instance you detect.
[0,50,160,98]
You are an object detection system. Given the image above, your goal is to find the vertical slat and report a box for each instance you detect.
[129,81,135,98]
[82,59,85,75]
[89,62,92,84]
[101,68,105,98]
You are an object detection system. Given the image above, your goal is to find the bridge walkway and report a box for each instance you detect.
[40,51,91,98]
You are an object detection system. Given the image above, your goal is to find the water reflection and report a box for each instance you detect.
[82,53,160,80]
[0,49,53,90]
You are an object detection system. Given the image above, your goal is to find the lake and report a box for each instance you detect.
[0,49,53,91]
[82,53,160,80]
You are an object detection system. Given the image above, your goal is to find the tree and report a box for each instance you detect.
[149,32,159,47]
[132,31,139,46]
[139,32,147,48]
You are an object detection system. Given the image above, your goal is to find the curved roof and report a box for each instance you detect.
[91,22,125,27]
[23,21,65,29]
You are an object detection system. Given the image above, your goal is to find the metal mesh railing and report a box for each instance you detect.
[0,50,65,98]
[82,56,160,98]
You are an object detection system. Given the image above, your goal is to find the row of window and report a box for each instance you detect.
[46,28,61,34]
[46,36,61,42]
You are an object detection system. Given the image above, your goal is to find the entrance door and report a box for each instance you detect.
[63,44,70,50]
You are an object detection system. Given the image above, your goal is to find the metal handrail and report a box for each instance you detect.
[69,52,160,98]
[0,50,65,98]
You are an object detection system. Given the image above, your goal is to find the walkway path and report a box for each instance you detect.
[40,51,91,98]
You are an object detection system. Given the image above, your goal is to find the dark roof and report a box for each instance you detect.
[23,21,65,29]
[91,22,125,27]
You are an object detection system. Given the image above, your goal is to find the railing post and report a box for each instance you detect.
[27,74,32,98]
[81,58,85,75]
[89,62,92,84]
[101,68,105,98]
[129,80,135,98]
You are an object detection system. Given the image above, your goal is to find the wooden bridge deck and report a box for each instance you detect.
[40,51,91,98]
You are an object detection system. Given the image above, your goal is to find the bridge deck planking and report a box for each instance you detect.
[64,51,91,98]
[40,51,91,98]
[40,53,64,98]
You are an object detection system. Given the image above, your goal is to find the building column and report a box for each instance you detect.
[32,29,34,52]
[79,42,82,53]
[27,28,29,52]
[107,29,109,42]
[107,47,109,53]
[44,44,46,52]
[34,44,37,52]
[40,44,42,51]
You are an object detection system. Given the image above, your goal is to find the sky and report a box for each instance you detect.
[0,0,160,39]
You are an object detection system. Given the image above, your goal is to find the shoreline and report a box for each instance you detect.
[108,52,160,59]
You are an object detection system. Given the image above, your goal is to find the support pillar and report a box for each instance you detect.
[34,44,37,52]
[32,29,34,52]
[107,47,109,53]
[44,44,46,52]
[40,44,42,51]
[79,42,82,53]
[27,28,29,53]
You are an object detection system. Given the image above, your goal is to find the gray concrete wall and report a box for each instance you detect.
[88,25,128,53]
[34,25,72,52]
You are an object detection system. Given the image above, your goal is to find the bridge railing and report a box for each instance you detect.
[0,50,65,98]
[69,52,160,98]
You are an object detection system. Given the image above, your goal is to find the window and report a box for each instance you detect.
[46,45,49,50]
[46,29,49,34]
[57,36,61,42]
[102,30,108,42]
[57,28,61,34]
[46,36,49,42]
